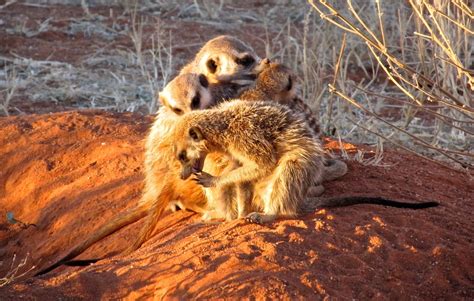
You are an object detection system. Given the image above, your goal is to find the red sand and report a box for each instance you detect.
[0,110,473,299]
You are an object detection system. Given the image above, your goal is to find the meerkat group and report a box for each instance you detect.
[36,35,264,275]
[37,35,437,276]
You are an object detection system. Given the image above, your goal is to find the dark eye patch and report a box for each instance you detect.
[286,75,293,91]
[206,59,218,74]
[178,150,187,162]
[198,74,209,88]
[172,107,184,115]
[191,93,201,110]
[236,55,255,68]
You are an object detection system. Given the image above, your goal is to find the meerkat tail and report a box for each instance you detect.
[35,202,150,276]
[126,202,166,253]
[62,258,100,266]
[307,196,439,211]
[126,181,176,253]
[322,159,348,182]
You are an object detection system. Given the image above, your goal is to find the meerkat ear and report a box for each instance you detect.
[206,58,218,74]
[189,126,203,141]
[260,57,271,65]
[254,57,271,74]
[158,93,167,106]
[198,74,209,88]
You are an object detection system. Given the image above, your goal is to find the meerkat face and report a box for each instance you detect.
[257,61,297,103]
[203,36,259,77]
[175,126,208,180]
[203,52,257,78]
[158,74,213,115]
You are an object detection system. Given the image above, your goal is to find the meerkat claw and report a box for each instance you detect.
[192,171,216,188]
[245,212,263,224]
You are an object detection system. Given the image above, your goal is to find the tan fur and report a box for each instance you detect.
[35,105,211,276]
[179,35,260,82]
[173,100,326,223]
[240,58,321,135]
[238,59,347,193]
[158,72,256,116]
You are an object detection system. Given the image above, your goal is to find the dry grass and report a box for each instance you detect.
[0,0,472,169]
[0,254,35,287]
[306,0,473,170]
[0,6,174,114]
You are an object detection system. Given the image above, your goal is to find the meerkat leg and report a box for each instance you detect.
[304,158,347,197]
[246,152,322,224]
[322,159,348,182]
[216,184,237,221]
[236,181,253,218]
[306,185,325,197]
[200,181,236,221]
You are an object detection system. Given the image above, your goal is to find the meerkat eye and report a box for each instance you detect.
[191,93,201,110]
[206,59,218,74]
[172,107,184,115]
[286,75,293,91]
[236,55,255,67]
[178,150,187,163]
[198,74,209,88]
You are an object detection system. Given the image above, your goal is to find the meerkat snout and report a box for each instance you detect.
[158,73,214,115]
[176,126,206,180]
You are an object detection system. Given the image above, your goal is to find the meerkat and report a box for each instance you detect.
[238,59,347,194]
[179,35,260,82]
[159,72,255,117]
[174,100,439,223]
[239,58,320,135]
[173,100,326,223]
[131,71,260,246]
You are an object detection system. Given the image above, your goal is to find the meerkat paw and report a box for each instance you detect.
[192,170,217,188]
[245,212,263,224]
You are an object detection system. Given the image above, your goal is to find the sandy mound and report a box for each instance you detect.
[0,111,473,299]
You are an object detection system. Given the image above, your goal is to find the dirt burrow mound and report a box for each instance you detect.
[0,111,472,299]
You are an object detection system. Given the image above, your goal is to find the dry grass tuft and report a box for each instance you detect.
[0,254,35,287]
[307,0,473,171]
